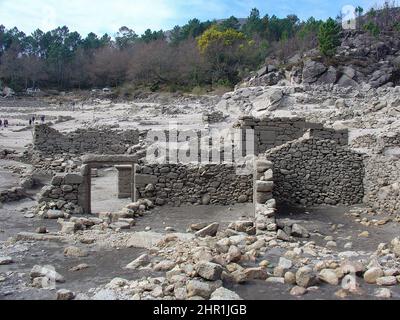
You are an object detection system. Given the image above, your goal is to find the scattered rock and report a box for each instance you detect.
[210,287,242,300]
[57,289,75,300]
[195,223,219,237]
[30,265,65,283]
[296,266,315,288]
[69,264,89,272]
[0,257,13,265]
[364,267,384,284]
[125,254,150,270]
[290,286,307,296]
[196,262,223,281]
[375,288,392,298]
[186,280,213,299]
[64,246,88,258]
[153,260,176,272]
[376,276,397,286]
[318,269,339,285]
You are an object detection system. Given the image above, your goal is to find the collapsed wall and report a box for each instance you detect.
[0,187,26,203]
[37,172,84,215]
[135,164,253,206]
[364,155,400,214]
[33,124,141,155]
[237,116,348,154]
[265,138,365,206]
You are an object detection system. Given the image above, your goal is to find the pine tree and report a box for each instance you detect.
[318,18,341,57]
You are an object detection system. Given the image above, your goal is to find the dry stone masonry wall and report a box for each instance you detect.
[202,111,228,124]
[0,187,26,203]
[237,116,348,154]
[135,164,253,206]
[265,138,365,206]
[37,172,84,215]
[364,155,400,214]
[254,158,277,232]
[33,124,141,155]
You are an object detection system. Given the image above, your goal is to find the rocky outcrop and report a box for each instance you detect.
[237,31,400,89]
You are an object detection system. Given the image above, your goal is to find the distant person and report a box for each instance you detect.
[4,119,8,128]
[32,116,36,123]
[40,115,45,123]
[29,118,32,126]
[0,119,2,127]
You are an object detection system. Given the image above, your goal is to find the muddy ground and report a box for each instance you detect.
[1,95,400,300]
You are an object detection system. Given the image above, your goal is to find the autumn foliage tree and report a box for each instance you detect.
[197,26,256,84]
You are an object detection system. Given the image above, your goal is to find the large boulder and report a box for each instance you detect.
[302,60,327,84]
[253,88,284,115]
[316,66,337,84]
[337,74,359,87]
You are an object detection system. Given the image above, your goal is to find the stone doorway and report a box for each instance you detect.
[79,155,139,214]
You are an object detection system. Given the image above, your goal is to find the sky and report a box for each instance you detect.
[0,0,390,37]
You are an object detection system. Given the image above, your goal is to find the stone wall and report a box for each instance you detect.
[135,164,253,206]
[37,172,84,214]
[202,111,228,124]
[254,158,277,231]
[237,116,348,154]
[363,155,400,214]
[0,187,26,203]
[115,165,133,198]
[33,124,141,155]
[265,138,365,206]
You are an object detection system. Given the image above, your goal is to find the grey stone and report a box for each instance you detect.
[57,289,75,300]
[196,262,223,281]
[0,256,13,265]
[195,223,219,237]
[210,287,242,300]
[187,280,213,299]
[296,266,314,288]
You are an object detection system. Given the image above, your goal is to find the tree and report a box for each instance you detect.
[140,29,165,43]
[197,26,258,85]
[115,26,138,49]
[318,18,341,57]
[242,8,264,36]
[355,6,364,29]
[128,39,206,88]
[219,16,240,31]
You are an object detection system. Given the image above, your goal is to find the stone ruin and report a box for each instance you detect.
[31,115,381,221]
[33,124,142,155]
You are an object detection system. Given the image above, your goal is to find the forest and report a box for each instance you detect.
[0,4,399,92]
